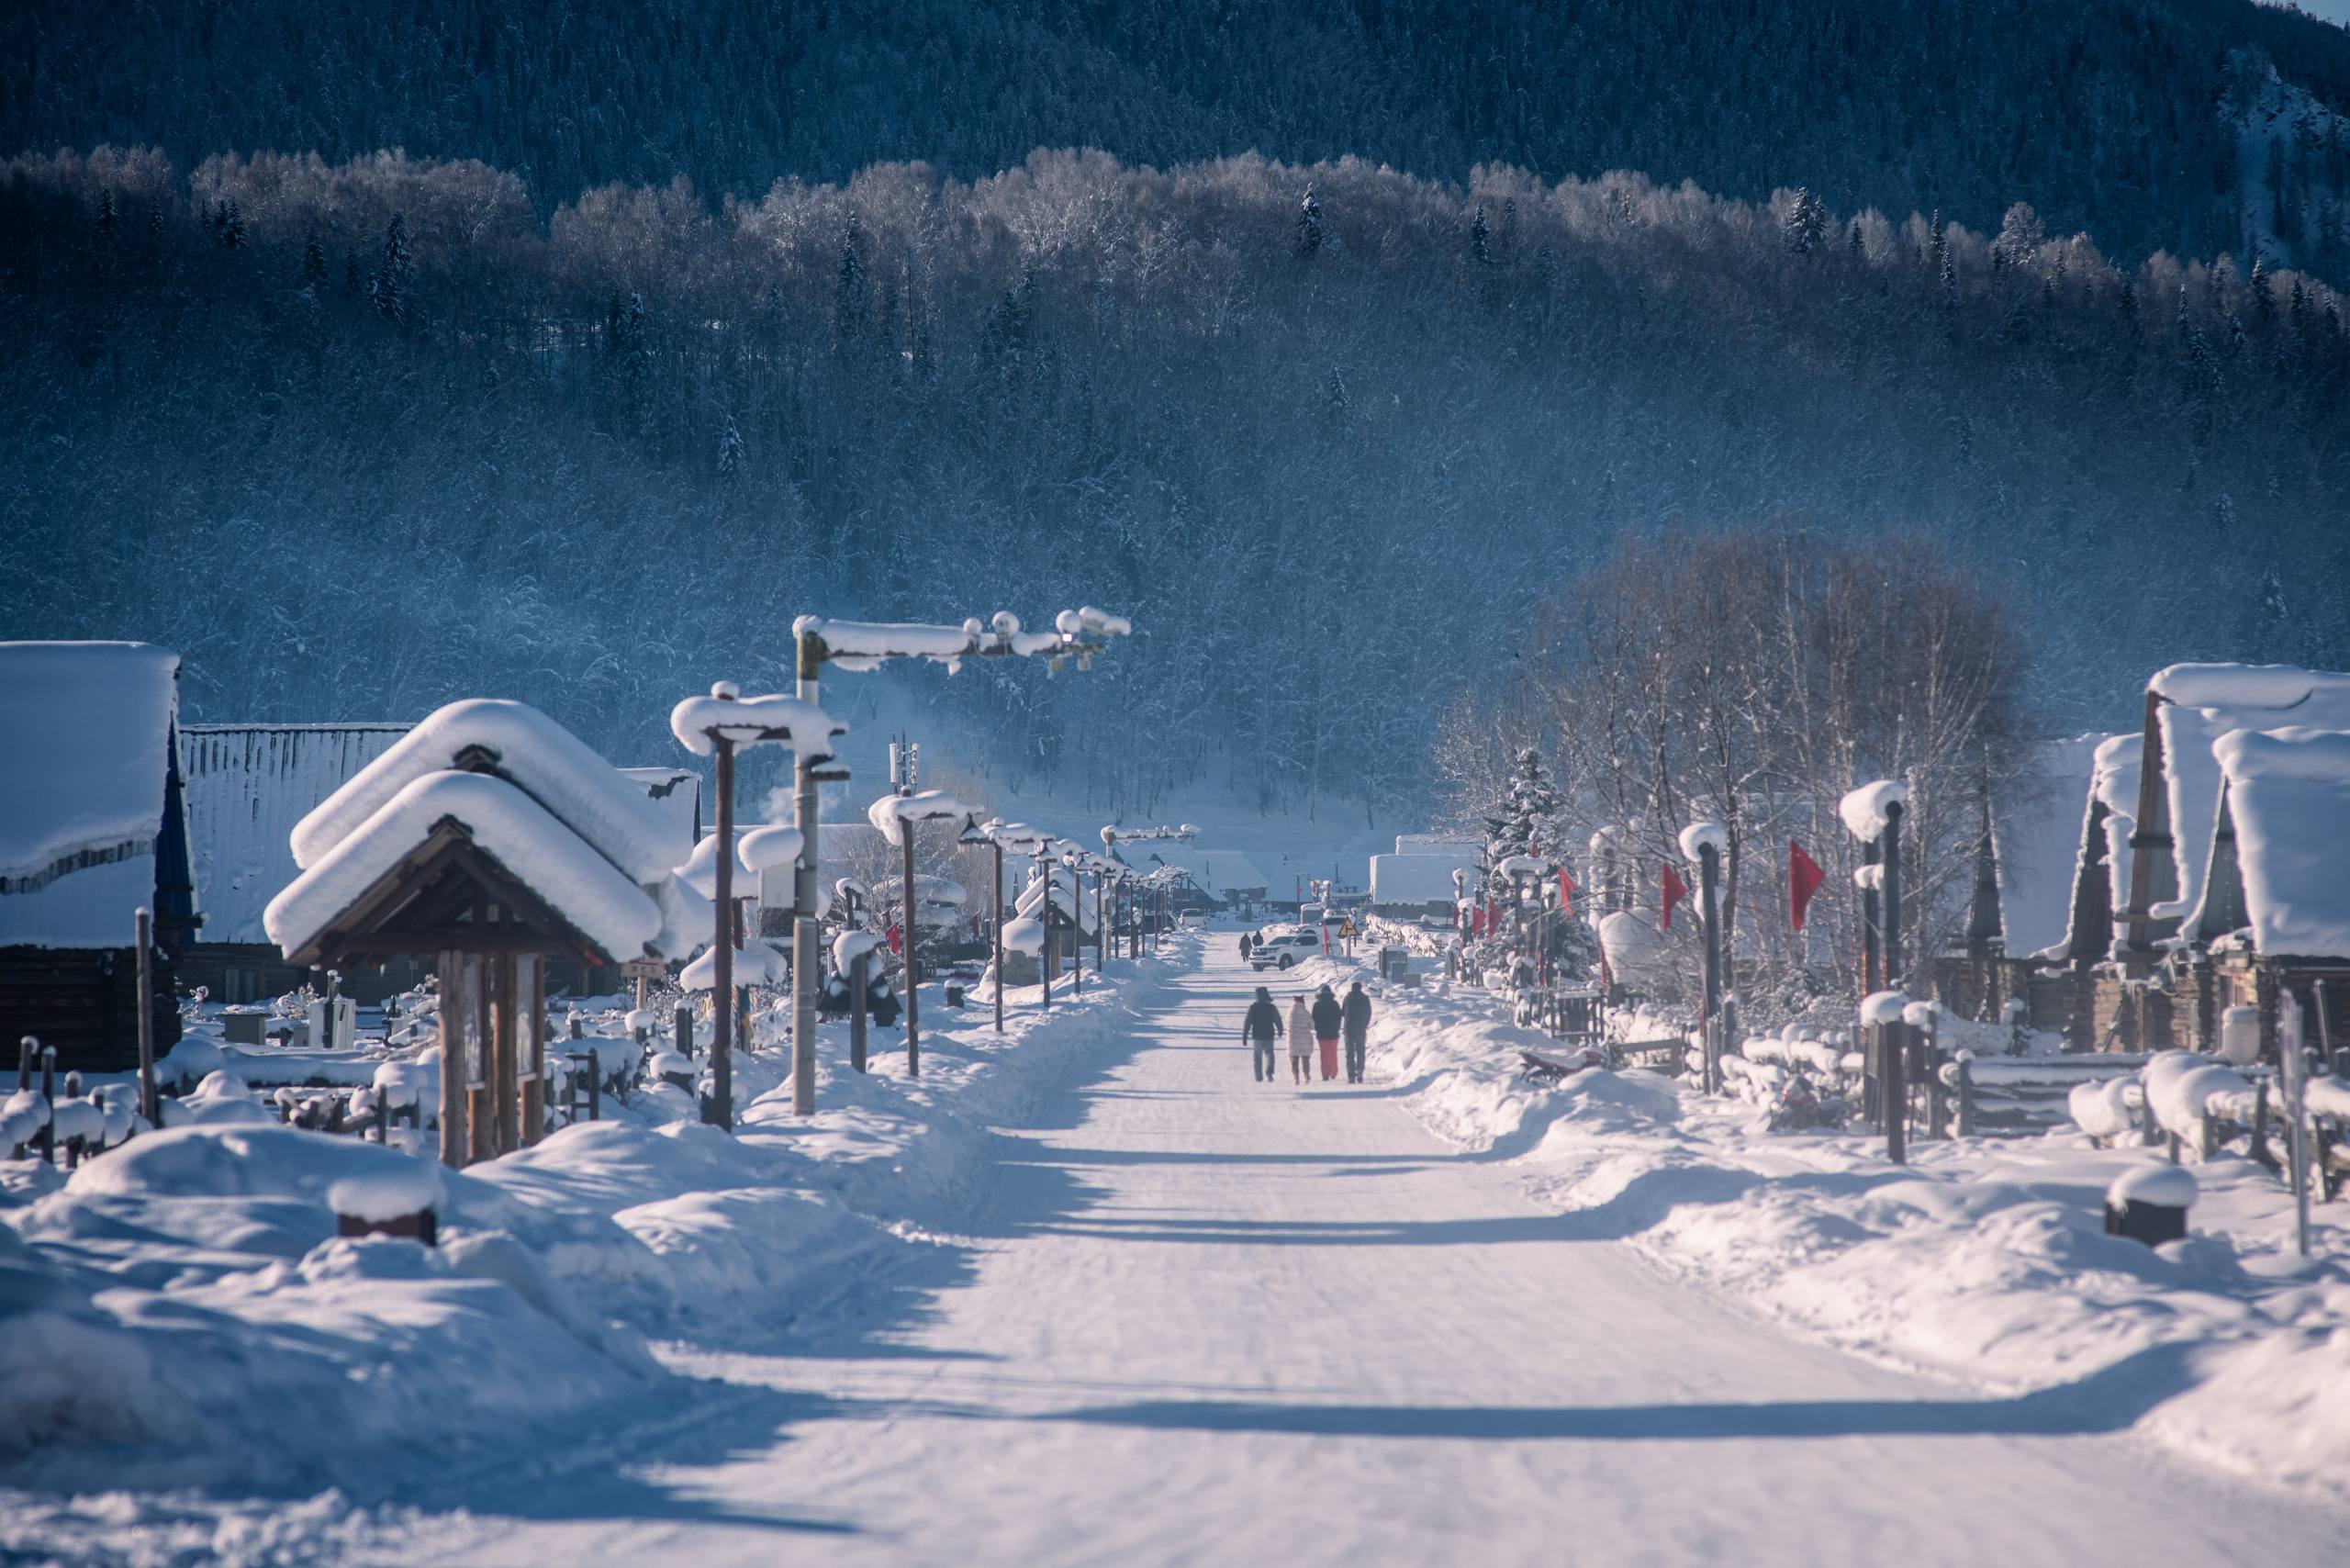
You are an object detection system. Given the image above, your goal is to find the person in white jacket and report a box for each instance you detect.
[1286,995,1315,1085]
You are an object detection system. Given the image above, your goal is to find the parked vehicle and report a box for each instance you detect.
[1249,928,1323,969]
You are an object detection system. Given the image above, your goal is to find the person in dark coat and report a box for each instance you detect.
[1241,985,1283,1083]
[1310,984,1343,1081]
[1341,980,1373,1083]
[1238,932,1254,962]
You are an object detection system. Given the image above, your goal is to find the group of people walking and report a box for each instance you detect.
[1240,980,1372,1085]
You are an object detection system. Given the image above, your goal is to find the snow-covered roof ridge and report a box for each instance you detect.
[1370,854,1476,904]
[264,770,664,964]
[2149,662,2350,710]
[2189,726,2350,959]
[293,700,679,884]
[0,641,181,884]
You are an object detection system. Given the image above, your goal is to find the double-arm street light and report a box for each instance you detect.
[785,610,1129,1114]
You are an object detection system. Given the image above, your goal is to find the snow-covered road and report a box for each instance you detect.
[421,938,2350,1566]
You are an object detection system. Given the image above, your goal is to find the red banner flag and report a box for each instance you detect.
[1788,839,1826,931]
[1661,864,1688,932]
[1557,868,1577,915]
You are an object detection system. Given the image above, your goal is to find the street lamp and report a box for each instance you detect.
[868,788,972,1079]
[957,813,999,1032]
[669,683,842,1130]
[785,609,1131,1114]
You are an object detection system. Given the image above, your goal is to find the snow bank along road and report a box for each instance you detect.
[421,938,2348,1566]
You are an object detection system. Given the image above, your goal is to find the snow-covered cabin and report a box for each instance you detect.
[262,700,708,1164]
[1370,853,1477,918]
[1120,846,1268,912]
[2121,664,2350,956]
[2177,727,2350,1054]
[0,643,196,1072]
[178,722,411,1002]
[1934,734,2120,1028]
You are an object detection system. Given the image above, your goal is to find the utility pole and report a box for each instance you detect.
[1697,841,1724,1096]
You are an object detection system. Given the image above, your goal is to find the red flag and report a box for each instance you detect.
[1788,839,1826,932]
[887,922,903,955]
[1661,863,1688,932]
[1557,868,1576,915]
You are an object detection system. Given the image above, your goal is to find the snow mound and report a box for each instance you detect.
[327,1163,444,1223]
[2108,1163,2198,1209]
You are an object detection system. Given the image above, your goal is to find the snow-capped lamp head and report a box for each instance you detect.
[991,610,1022,638]
[962,618,985,640]
[710,680,739,700]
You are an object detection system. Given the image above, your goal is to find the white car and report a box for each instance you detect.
[1249,929,1323,970]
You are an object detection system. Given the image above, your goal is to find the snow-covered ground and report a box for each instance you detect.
[8,933,2350,1564]
[1352,962,2350,1497]
[0,958,1168,1563]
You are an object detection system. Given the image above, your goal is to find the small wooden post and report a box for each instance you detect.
[437,950,468,1168]
[675,1003,694,1058]
[1954,1056,1975,1137]
[490,952,520,1155]
[134,907,159,1126]
[468,952,495,1164]
[902,816,922,1078]
[850,949,870,1072]
[519,953,545,1147]
[38,1041,57,1164]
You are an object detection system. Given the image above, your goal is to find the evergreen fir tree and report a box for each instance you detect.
[2250,258,2276,328]
[94,188,118,239]
[1324,365,1350,420]
[717,413,745,482]
[1483,747,1566,863]
[369,212,413,322]
[217,200,246,249]
[1469,204,1492,266]
[145,198,161,243]
[1781,186,1828,254]
[1295,185,1324,258]
[834,210,868,344]
[302,229,329,288]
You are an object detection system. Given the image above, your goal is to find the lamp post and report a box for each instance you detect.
[670,683,840,1130]
[867,789,972,1080]
[786,610,1130,1114]
[959,814,1001,1033]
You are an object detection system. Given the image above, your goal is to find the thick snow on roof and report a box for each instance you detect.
[295,700,680,885]
[1995,734,2116,961]
[2150,664,2350,924]
[1396,833,1481,857]
[617,767,700,856]
[2197,727,2350,958]
[1370,854,1475,905]
[1015,868,1096,934]
[265,771,663,964]
[181,723,408,945]
[0,642,181,950]
[0,641,178,880]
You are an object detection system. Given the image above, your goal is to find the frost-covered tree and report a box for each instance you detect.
[1296,185,1324,258]
[1781,186,1829,254]
[369,211,412,322]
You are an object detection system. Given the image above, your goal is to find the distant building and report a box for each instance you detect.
[0,643,196,1072]
[1395,833,1481,858]
[1370,853,1477,919]
[179,722,411,1002]
[1121,846,1269,912]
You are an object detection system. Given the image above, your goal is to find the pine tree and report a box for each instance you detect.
[302,229,329,288]
[94,187,118,239]
[1469,204,1492,266]
[1996,201,2044,266]
[1295,185,1324,258]
[217,200,247,250]
[717,413,745,482]
[1781,187,1828,254]
[2250,258,2276,328]
[1324,365,1350,420]
[1484,747,1566,863]
[369,212,413,322]
[834,210,868,344]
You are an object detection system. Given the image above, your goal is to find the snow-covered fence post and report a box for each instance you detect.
[2104,1165,2193,1247]
[134,906,159,1126]
[1862,991,1908,1164]
[36,1039,56,1164]
[991,833,1006,1032]
[2281,990,2312,1258]
[850,947,870,1072]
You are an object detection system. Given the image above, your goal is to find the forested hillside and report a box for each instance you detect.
[3,147,2344,821]
[8,0,2350,275]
